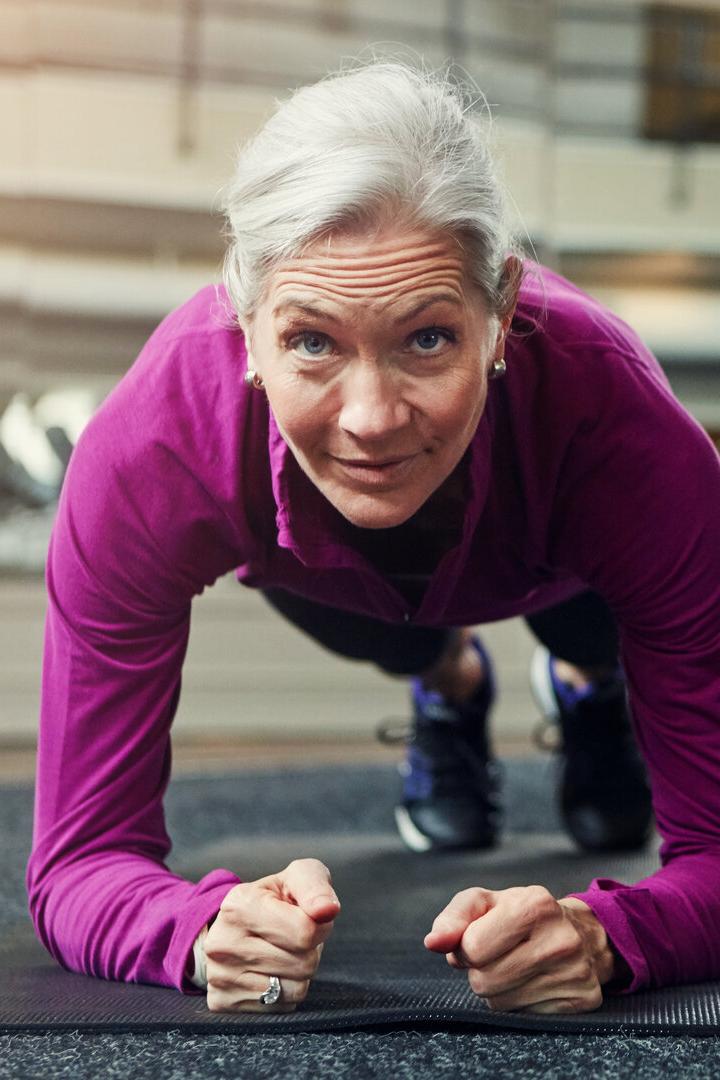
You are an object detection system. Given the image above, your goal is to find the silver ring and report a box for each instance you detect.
[259,975,282,1006]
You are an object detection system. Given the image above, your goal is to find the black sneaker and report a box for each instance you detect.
[382,639,502,853]
[530,646,653,852]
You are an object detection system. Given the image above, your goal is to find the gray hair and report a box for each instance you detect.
[221,60,521,322]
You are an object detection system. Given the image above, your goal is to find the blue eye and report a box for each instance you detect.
[294,332,332,358]
[411,327,454,354]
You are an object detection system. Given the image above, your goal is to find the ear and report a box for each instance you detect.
[239,318,258,371]
[494,255,522,358]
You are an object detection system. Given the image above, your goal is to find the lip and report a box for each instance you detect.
[335,456,411,467]
[331,453,421,486]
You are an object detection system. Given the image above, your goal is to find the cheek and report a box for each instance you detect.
[266,380,334,449]
[429,373,487,434]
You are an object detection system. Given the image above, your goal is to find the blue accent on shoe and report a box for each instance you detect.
[403,745,435,801]
[549,659,624,712]
[548,662,597,710]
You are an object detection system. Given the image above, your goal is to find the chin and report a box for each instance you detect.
[328,489,428,530]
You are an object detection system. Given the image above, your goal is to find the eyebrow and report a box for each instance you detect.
[273,300,343,323]
[272,292,463,323]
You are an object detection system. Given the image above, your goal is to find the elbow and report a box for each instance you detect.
[25,842,78,972]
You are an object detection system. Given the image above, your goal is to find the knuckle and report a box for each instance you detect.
[296,952,320,979]
[218,891,247,923]
[460,887,488,904]
[206,987,239,1013]
[286,979,310,1004]
[467,968,489,996]
[548,933,580,964]
[204,941,227,962]
[288,857,330,876]
[206,973,234,994]
[575,958,594,983]
[525,885,554,916]
[483,995,504,1013]
[295,923,317,952]
[205,939,244,964]
[459,929,481,964]
[206,991,223,1013]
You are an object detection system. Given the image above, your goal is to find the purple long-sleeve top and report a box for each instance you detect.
[28,265,720,995]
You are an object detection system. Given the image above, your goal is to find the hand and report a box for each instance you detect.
[205,858,340,1013]
[425,885,616,1014]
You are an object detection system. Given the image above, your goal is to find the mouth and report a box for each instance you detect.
[331,453,422,486]
[335,456,412,468]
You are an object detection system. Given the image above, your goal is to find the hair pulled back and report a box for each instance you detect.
[221,60,521,321]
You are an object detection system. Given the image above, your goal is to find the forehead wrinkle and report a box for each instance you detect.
[273,287,464,324]
[282,253,466,282]
[271,264,466,298]
[273,275,467,310]
[286,268,466,292]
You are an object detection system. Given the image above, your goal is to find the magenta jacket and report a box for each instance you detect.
[28,266,720,994]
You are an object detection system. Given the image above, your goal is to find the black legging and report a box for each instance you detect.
[262,587,620,676]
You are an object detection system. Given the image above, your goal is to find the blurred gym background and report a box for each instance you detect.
[1,0,718,775]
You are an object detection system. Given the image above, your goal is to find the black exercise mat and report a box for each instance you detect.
[3,821,720,1036]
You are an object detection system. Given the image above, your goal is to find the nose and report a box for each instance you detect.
[337,361,412,441]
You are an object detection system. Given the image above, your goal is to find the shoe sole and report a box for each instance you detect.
[394,805,499,853]
[529,645,560,721]
[394,805,434,852]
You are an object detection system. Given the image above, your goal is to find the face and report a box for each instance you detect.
[246,224,511,529]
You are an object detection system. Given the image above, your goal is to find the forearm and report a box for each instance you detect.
[34,537,238,992]
[571,852,720,991]
[28,845,239,991]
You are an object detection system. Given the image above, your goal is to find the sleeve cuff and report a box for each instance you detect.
[166,868,242,994]
[569,880,654,993]
[190,924,209,990]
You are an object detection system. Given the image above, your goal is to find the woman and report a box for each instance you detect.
[28,62,720,1016]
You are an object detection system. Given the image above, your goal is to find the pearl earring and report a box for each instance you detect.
[244,369,265,390]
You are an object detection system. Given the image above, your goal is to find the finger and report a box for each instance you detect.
[519,991,603,1016]
[424,888,493,953]
[446,951,468,971]
[207,971,310,1014]
[462,913,589,998]
[459,886,557,968]
[225,888,334,952]
[282,859,341,924]
[472,960,600,1014]
[208,934,324,981]
[450,937,538,992]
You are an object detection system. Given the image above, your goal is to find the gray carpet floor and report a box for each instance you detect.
[2,759,719,1079]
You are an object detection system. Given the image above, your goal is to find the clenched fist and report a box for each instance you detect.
[205,858,340,1013]
[425,885,617,1014]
